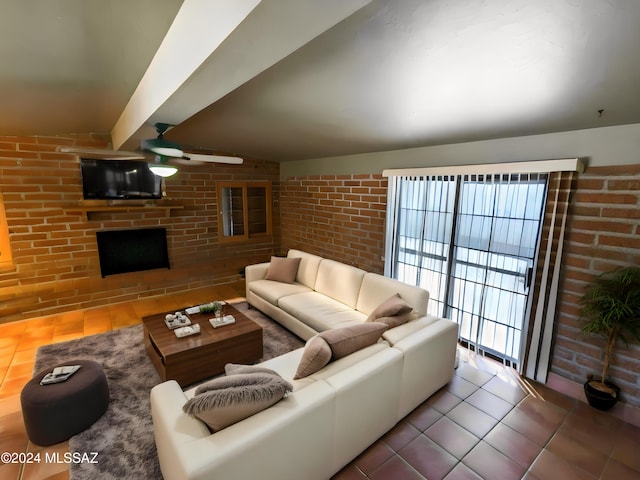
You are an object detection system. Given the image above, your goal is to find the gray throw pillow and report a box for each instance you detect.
[224,363,280,377]
[366,293,413,326]
[184,373,292,431]
[374,311,415,329]
[294,336,332,379]
[319,322,388,359]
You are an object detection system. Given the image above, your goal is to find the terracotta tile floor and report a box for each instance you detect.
[334,352,640,480]
[1,282,640,480]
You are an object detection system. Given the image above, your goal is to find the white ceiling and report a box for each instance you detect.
[2,0,640,161]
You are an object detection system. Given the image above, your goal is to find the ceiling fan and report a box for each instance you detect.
[141,123,243,176]
[59,122,243,177]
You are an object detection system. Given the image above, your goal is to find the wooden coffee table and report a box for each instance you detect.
[142,303,263,387]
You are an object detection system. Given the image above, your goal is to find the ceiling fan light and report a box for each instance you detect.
[141,138,183,158]
[149,164,178,177]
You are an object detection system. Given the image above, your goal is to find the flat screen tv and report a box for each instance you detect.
[80,158,163,200]
[96,228,170,277]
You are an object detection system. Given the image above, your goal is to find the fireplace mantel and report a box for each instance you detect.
[66,199,184,218]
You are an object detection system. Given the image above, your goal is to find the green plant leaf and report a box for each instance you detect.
[579,266,640,383]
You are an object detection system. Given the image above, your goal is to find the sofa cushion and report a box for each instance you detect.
[249,279,312,306]
[287,249,323,288]
[257,348,317,391]
[265,256,301,283]
[294,336,332,379]
[357,272,429,317]
[183,373,292,431]
[382,315,440,345]
[314,259,367,309]
[278,291,367,332]
[319,322,388,359]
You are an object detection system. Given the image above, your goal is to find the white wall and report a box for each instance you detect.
[281,123,640,177]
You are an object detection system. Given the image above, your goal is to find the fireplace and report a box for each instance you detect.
[96,228,170,277]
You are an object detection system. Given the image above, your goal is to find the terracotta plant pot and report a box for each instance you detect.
[583,380,620,411]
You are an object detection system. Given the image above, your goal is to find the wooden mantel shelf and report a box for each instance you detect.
[66,199,184,216]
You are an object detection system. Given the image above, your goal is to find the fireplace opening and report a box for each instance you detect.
[96,228,170,277]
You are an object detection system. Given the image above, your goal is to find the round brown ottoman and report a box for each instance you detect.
[21,359,110,446]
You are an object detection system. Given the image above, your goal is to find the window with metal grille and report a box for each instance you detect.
[386,173,547,366]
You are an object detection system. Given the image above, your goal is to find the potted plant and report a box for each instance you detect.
[578,266,640,410]
[199,301,223,316]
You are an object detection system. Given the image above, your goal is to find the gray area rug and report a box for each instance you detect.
[33,302,304,480]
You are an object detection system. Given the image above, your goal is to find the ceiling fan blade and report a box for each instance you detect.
[141,138,183,157]
[59,147,145,160]
[140,122,243,165]
[183,153,243,164]
[169,158,206,166]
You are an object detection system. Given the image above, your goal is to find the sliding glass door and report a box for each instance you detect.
[387,173,548,366]
[392,176,456,315]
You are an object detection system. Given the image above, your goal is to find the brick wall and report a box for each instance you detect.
[553,164,640,406]
[280,174,388,273]
[0,134,280,323]
[3,135,639,404]
[281,168,640,407]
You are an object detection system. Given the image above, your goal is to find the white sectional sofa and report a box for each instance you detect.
[246,249,432,341]
[150,250,458,480]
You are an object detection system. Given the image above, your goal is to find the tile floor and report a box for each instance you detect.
[333,351,640,480]
[1,282,640,480]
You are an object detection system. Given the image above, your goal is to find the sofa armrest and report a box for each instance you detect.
[161,381,337,480]
[324,348,403,471]
[150,381,211,480]
[392,318,459,417]
[245,262,270,283]
[245,262,270,300]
